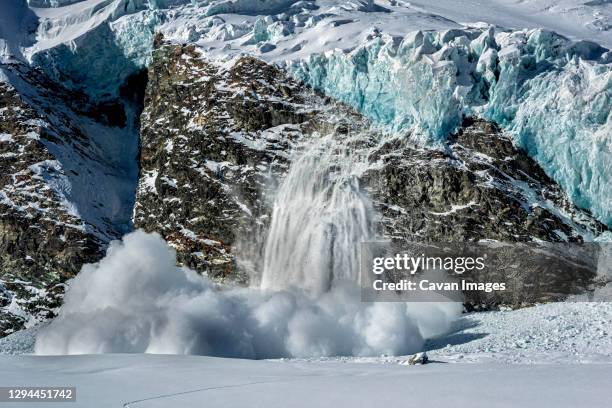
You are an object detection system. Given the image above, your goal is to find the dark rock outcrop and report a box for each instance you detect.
[133,43,339,281]
[0,76,99,336]
[0,63,142,336]
[363,119,608,307]
[366,119,606,243]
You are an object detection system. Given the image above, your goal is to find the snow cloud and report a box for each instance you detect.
[35,230,460,358]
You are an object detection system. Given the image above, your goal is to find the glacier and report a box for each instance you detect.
[2,0,610,226]
[289,28,612,227]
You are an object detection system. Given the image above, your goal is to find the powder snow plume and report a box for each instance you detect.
[34,230,460,358]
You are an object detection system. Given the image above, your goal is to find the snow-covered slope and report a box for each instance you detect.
[427,302,612,364]
[407,0,612,50]
[0,0,37,61]
[10,0,612,96]
[0,65,140,242]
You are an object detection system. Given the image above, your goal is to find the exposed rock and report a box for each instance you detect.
[0,63,142,336]
[0,38,608,338]
[134,41,607,305]
[403,351,429,365]
[366,119,606,243]
[363,118,608,307]
[134,43,342,281]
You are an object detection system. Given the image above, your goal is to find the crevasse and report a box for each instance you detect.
[288,28,612,227]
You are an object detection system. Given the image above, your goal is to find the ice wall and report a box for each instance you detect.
[29,3,160,100]
[289,28,612,227]
[25,0,300,99]
[0,0,38,62]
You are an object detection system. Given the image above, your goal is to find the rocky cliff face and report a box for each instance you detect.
[364,119,607,307]
[366,119,606,243]
[133,41,361,281]
[0,62,142,336]
[134,42,607,303]
[0,70,98,336]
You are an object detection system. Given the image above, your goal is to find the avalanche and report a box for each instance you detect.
[33,230,460,357]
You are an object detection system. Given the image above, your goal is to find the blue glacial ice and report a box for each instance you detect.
[29,6,161,100]
[288,28,612,227]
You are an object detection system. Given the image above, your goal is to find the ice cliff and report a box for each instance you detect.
[289,28,612,226]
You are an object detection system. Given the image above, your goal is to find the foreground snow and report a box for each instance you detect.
[1,353,611,408]
[4,302,611,360]
[2,302,612,407]
[427,302,612,364]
